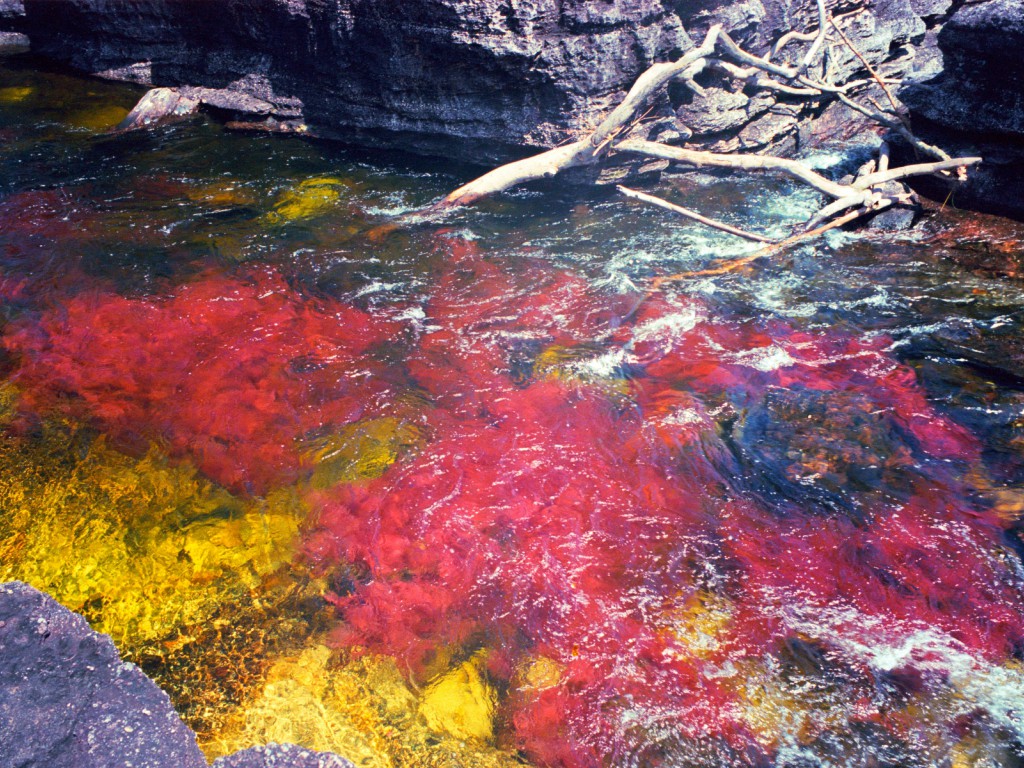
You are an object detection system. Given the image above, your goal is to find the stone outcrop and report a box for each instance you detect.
[0,582,354,768]
[900,0,1024,218]
[0,0,937,160]
[0,0,1021,214]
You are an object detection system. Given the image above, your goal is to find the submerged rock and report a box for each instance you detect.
[213,744,354,768]
[0,581,359,768]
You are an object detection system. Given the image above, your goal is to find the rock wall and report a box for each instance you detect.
[0,0,934,159]
[1,0,1022,214]
[901,0,1024,218]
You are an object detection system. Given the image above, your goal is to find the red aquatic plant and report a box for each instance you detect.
[306,238,1024,766]
[4,266,406,492]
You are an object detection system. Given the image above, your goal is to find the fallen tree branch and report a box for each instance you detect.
[853,156,981,189]
[616,139,857,200]
[405,4,979,271]
[618,185,775,242]
[797,0,830,76]
[652,198,894,284]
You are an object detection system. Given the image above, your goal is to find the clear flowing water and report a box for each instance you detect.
[3,54,1024,767]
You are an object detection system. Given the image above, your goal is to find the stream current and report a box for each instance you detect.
[3,55,1024,768]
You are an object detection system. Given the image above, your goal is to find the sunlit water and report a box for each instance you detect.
[2,54,1024,767]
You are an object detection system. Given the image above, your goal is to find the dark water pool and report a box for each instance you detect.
[3,53,1024,767]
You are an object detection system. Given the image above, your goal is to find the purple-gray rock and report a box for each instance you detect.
[0,0,935,162]
[0,581,207,768]
[213,743,354,768]
[899,0,1024,218]
[0,582,360,768]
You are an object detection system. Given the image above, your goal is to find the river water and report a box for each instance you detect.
[3,54,1024,767]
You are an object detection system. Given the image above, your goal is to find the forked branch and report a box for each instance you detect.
[415,1,978,275]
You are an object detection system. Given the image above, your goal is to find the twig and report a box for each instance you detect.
[653,200,889,285]
[618,185,776,243]
[830,16,902,117]
[616,139,854,199]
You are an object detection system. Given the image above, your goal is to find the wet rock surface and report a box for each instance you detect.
[0,581,356,768]
[0,0,1021,209]
[212,744,355,768]
[0,1,956,160]
[0,581,206,768]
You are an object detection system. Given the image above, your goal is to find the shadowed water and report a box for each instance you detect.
[2,54,1024,767]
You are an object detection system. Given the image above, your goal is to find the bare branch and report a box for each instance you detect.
[653,199,894,285]
[836,92,952,161]
[771,30,818,62]
[797,0,830,76]
[434,140,591,210]
[409,8,978,266]
[852,156,982,189]
[830,16,902,116]
[877,140,891,173]
[803,193,871,229]
[618,185,776,242]
[587,25,724,151]
[616,139,856,199]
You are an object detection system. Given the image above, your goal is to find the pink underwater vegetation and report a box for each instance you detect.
[3,267,404,493]
[5,221,1023,764]
[306,238,1024,765]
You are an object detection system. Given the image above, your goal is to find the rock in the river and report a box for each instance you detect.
[0,580,206,768]
[213,744,354,768]
[900,0,1024,218]
[0,0,25,48]
[0,581,358,768]
[113,86,200,132]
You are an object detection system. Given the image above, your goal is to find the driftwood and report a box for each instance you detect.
[413,0,978,278]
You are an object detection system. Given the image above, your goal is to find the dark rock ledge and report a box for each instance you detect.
[0,581,354,768]
[0,0,1022,216]
[0,0,965,163]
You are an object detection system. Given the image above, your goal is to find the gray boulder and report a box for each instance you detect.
[0,581,206,768]
[0,582,355,768]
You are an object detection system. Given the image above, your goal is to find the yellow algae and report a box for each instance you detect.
[209,646,521,768]
[418,650,497,743]
[135,570,333,743]
[0,413,519,767]
[515,655,563,693]
[66,104,131,132]
[0,423,302,649]
[304,417,422,490]
[731,655,854,750]
[0,85,32,104]
[263,176,348,225]
[210,645,396,767]
[662,590,733,658]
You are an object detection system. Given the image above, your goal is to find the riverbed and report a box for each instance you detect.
[2,53,1024,767]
